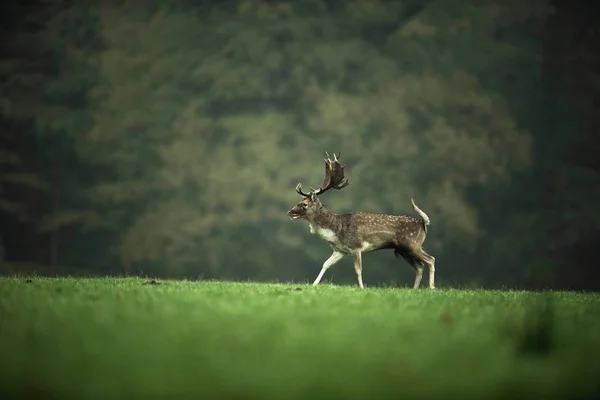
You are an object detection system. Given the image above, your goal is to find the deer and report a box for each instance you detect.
[287,152,436,289]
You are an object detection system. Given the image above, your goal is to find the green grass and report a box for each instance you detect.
[1,277,599,400]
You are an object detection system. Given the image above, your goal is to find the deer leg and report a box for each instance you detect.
[413,264,424,289]
[427,256,436,289]
[395,248,423,289]
[313,251,344,286]
[350,251,364,289]
[419,250,436,289]
[429,261,435,289]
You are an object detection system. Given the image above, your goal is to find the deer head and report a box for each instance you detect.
[288,152,349,220]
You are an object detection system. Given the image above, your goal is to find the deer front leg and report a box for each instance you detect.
[350,251,364,289]
[313,251,344,286]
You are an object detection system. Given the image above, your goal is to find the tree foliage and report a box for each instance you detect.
[2,0,595,289]
[71,0,537,281]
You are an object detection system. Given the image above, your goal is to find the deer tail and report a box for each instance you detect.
[410,198,430,234]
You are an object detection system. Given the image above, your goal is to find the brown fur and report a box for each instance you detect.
[288,193,435,289]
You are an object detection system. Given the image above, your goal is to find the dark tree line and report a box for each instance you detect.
[0,0,598,290]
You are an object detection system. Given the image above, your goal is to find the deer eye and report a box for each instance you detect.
[302,203,308,208]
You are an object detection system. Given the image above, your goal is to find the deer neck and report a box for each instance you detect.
[307,204,338,235]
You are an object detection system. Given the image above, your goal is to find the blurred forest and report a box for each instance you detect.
[1,0,598,290]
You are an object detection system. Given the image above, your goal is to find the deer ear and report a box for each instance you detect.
[310,192,317,202]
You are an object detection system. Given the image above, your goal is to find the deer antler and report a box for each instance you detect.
[295,182,311,197]
[295,151,349,197]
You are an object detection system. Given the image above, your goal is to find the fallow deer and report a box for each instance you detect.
[287,152,435,289]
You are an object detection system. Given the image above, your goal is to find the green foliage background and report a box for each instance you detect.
[1,0,597,289]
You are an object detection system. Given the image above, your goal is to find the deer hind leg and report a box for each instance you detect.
[350,251,365,289]
[412,262,424,289]
[395,248,424,289]
[313,250,344,286]
[419,250,436,289]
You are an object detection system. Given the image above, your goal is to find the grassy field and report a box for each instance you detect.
[0,277,599,400]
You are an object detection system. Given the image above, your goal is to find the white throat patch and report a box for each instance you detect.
[308,223,337,242]
[315,226,338,243]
